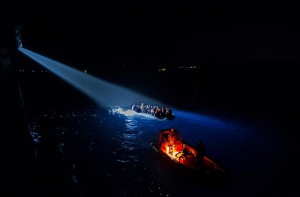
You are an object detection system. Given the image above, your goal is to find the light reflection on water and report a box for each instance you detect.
[28,106,289,197]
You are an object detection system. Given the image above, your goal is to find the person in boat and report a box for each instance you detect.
[195,140,206,170]
[158,127,182,155]
[165,107,173,118]
[168,127,180,144]
[150,106,155,116]
[132,104,140,112]
[131,105,136,111]
[159,127,181,146]
[161,107,166,119]
[140,103,145,113]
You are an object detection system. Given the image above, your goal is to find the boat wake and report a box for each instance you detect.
[109,107,157,119]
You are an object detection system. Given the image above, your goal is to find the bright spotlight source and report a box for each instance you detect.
[18,48,164,108]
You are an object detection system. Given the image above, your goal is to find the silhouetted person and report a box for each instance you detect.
[195,141,205,171]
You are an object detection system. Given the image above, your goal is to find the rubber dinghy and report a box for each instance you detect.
[131,104,175,120]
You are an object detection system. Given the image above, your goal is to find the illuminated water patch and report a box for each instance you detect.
[111,107,156,119]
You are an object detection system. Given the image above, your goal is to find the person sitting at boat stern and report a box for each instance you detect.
[195,141,206,170]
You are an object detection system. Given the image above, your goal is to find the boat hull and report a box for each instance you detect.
[151,142,227,180]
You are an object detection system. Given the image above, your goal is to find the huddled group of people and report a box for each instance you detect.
[131,103,174,119]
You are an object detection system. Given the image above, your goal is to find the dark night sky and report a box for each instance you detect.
[2,3,299,122]
[12,3,299,68]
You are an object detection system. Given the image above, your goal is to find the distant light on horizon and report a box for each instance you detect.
[178,66,199,69]
[158,68,167,72]
[18,47,164,108]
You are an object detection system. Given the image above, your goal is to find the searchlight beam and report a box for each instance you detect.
[18,47,163,108]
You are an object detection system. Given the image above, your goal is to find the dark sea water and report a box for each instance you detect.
[19,69,299,197]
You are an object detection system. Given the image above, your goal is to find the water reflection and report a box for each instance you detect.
[26,105,289,197]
